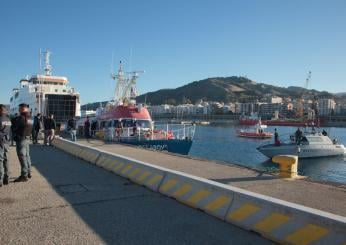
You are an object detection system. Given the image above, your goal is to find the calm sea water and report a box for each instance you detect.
[188,125,346,184]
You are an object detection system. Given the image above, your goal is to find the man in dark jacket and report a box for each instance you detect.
[0,104,11,186]
[12,103,33,182]
[32,113,41,144]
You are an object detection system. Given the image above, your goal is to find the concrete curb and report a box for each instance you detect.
[53,138,346,245]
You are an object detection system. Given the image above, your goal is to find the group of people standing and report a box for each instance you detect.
[0,103,58,186]
[66,116,98,142]
[31,113,56,146]
[81,116,97,140]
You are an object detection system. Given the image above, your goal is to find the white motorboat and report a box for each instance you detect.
[257,132,345,159]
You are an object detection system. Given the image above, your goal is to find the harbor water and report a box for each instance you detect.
[188,125,346,184]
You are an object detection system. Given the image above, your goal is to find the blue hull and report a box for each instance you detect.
[117,139,193,155]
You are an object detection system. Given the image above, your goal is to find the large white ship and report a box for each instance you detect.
[9,50,81,124]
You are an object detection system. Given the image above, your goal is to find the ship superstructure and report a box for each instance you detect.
[10,50,80,123]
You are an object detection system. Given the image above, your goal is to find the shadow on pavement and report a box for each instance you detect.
[30,144,272,245]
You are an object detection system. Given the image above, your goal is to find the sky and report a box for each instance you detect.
[0,0,345,104]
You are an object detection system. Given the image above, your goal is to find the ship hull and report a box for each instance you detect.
[239,119,323,127]
[262,120,321,127]
[237,132,273,139]
[108,138,193,155]
[257,143,345,159]
[239,119,258,126]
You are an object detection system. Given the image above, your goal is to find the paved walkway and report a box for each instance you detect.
[79,139,346,217]
[0,144,271,244]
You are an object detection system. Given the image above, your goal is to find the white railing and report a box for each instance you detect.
[96,123,196,142]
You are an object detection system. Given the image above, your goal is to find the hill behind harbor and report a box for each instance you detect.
[82,76,335,109]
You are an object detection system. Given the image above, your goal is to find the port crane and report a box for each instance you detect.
[296,71,312,118]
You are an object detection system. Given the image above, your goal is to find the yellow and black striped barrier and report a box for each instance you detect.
[96,151,165,192]
[52,138,346,245]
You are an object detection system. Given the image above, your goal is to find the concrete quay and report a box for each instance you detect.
[79,139,346,217]
[0,144,272,245]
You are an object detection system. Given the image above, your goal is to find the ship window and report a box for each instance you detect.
[137,120,152,129]
[107,121,112,127]
[63,90,66,92]
[121,119,134,128]
[113,120,120,128]
[306,137,323,143]
[55,89,58,92]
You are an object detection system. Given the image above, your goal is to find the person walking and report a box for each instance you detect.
[45,114,56,146]
[12,103,33,182]
[91,120,97,137]
[84,116,91,140]
[67,117,77,142]
[32,113,41,144]
[0,104,11,186]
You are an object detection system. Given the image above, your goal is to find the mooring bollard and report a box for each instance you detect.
[272,155,298,178]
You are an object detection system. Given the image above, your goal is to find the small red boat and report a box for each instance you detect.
[237,122,273,139]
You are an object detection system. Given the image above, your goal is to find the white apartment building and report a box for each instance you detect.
[318,99,335,116]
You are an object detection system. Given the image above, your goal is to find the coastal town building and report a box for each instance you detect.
[145,97,346,119]
[318,99,336,116]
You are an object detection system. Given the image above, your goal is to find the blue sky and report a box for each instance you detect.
[1,0,345,104]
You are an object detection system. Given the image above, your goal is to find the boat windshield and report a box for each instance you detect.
[136,120,152,129]
[120,119,152,129]
[121,119,135,127]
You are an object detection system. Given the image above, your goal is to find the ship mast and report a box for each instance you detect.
[38,49,52,114]
[110,61,144,105]
[43,50,52,76]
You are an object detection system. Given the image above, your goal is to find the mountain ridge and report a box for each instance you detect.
[136,76,333,105]
[81,76,336,110]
